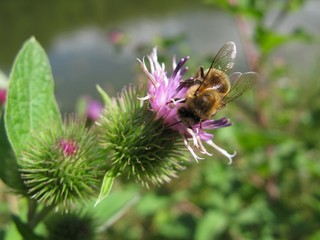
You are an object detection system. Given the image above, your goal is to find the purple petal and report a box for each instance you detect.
[172,56,189,79]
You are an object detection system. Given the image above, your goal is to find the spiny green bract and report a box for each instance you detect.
[97,87,189,188]
[19,117,106,209]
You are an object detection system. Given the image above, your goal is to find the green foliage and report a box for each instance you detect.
[95,169,118,207]
[0,113,25,192]
[11,215,44,240]
[206,0,313,57]
[4,37,62,158]
[255,25,314,55]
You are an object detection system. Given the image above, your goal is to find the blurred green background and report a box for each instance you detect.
[1,0,320,239]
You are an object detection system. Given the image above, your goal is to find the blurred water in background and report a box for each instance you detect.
[0,0,319,112]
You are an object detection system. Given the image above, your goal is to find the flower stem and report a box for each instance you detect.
[27,199,37,224]
[28,204,55,229]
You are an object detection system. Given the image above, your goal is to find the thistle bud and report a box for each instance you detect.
[97,87,188,188]
[20,117,105,209]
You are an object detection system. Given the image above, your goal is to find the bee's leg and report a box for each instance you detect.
[166,98,186,105]
[195,67,202,78]
[195,66,205,79]
[201,67,205,78]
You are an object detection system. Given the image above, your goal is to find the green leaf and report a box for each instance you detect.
[3,222,22,240]
[0,113,26,192]
[195,210,228,240]
[11,215,44,240]
[85,185,139,228]
[96,85,112,106]
[255,25,314,56]
[255,26,290,55]
[5,37,62,158]
[95,170,118,207]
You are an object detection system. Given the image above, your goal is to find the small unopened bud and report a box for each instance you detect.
[20,116,106,209]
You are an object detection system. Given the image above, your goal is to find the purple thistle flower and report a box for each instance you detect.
[138,48,236,164]
[86,98,103,121]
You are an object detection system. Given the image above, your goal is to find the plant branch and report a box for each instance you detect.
[28,204,55,229]
[27,198,38,224]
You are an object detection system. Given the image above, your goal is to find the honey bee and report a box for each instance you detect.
[174,42,257,128]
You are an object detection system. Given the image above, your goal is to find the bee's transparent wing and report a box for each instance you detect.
[195,42,237,94]
[222,72,258,104]
[209,41,237,72]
